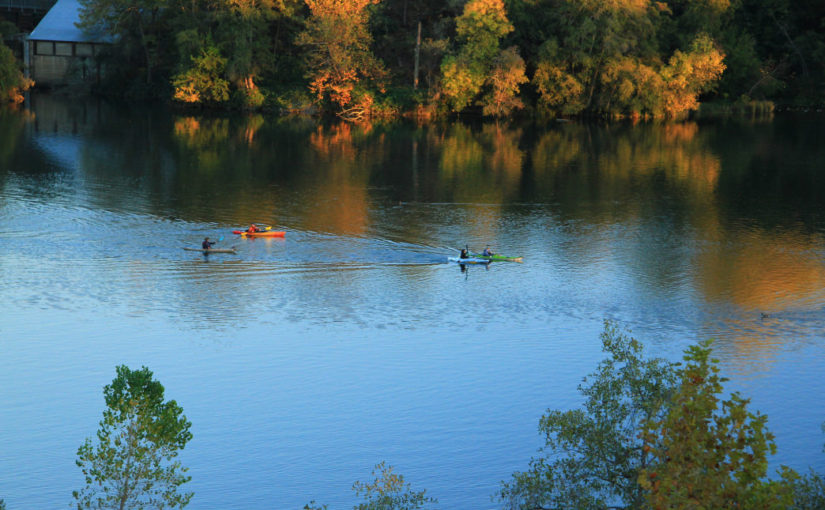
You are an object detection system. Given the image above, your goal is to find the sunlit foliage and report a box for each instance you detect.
[75,0,825,113]
[296,0,387,119]
[172,45,231,104]
[440,0,526,117]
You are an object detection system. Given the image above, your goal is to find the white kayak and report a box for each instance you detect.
[448,256,490,265]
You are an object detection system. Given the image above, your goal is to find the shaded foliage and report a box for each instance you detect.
[0,42,32,103]
[499,322,679,509]
[639,341,795,508]
[304,461,436,510]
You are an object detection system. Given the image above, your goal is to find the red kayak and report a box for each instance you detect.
[232,229,285,237]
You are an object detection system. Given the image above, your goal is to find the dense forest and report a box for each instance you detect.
[3,0,825,120]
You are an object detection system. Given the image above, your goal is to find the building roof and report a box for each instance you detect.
[28,0,110,43]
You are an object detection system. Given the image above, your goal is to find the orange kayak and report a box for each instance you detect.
[232,229,285,237]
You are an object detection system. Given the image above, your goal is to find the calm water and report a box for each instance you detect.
[2,94,825,509]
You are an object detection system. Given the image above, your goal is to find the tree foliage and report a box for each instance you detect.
[77,0,177,91]
[303,461,436,510]
[639,341,795,508]
[352,462,436,510]
[440,0,527,116]
[0,42,32,103]
[296,0,387,118]
[73,365,193,510]
[499,322,679,510]
[172,44,231,105]
[500,324,814,510]
[72,0,825,114]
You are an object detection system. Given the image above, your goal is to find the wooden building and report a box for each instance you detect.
[25,0,109,87]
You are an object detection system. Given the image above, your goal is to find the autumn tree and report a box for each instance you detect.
[73,366,193,510]
[440,0,527,117]
[499,322,679,510]
[482,45,527,116]
[0,42,32,103]
[639,341,795,508]
[660,33,727,117]
[296,0,387,119]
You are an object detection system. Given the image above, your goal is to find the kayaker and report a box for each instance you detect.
[459,248,469,259]
[202,237,215,250]
[247,224,259,233]
[482,246,494,257]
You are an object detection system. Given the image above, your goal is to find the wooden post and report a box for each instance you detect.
[413,21,421,90]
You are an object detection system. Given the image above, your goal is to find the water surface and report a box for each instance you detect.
[1,95,825,509]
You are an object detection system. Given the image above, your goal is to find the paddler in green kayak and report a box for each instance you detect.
[482,246,495,257]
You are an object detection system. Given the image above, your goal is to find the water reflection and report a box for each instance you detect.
[3,96,825,359]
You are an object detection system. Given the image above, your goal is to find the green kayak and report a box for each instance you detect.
[470,253,523,262]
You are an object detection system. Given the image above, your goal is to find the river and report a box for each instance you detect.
[1,93,824,509]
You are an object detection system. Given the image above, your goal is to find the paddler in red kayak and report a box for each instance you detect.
[246,224,259,233]
[202,237,215,249]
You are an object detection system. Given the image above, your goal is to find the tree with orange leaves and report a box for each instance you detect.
[296,0,387,119]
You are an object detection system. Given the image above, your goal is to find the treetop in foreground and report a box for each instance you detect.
[73,365,193,510]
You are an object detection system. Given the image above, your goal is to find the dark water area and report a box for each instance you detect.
[1,93,825,509]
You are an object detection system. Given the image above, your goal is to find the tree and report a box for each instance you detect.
[659,34,727,117]
[77,0,178,91]
[440,0,526,116]
[172,44,231,104]
[481,45,527,117]
[499,322,679,510]
[73,366,193,510]
[352,462,436,510]
[639,341,795,508]
[296,0,388,119]
[304,462,436,510]
[0,42,33,103]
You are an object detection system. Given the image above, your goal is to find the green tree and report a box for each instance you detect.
[73,366,193,510]
[77,0,178,92]
[305,462,436,510]
[352,462,436,510]
[639,341,795,508]
[440,0,527,116]
[172,44,231,104]
[499,322,679,510]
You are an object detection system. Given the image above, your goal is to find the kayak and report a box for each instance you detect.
[448,256,490,265]
[183,247,237,254]
[470,253,523,262]
[232,230,285,237]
